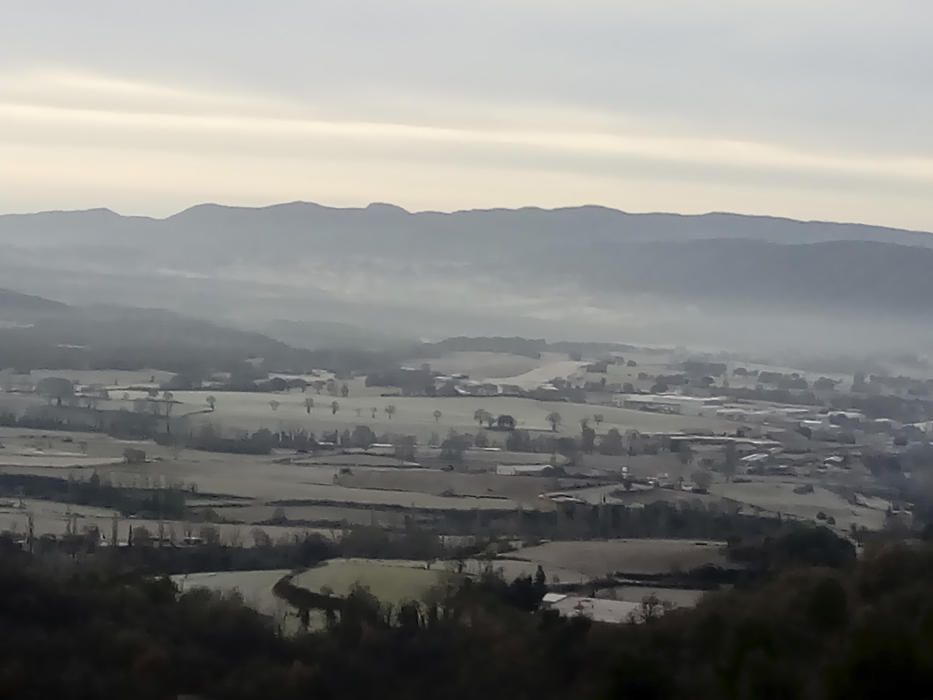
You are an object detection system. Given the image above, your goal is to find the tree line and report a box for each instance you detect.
[1,533,932,699]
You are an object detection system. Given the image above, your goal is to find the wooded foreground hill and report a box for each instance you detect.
[0,532,931,699]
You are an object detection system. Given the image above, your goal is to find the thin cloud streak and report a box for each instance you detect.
[3,70,933,187]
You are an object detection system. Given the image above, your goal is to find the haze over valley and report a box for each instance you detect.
[3,201,933,357]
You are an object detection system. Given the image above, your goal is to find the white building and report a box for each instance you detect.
[496,464,556,476]
[541,593,644,624]
[615,394,726,417]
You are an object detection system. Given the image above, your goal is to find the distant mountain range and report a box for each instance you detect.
[2,202,932,350]
[3,202,932,248]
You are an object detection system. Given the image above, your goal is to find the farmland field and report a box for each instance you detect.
[173,569,290,618]
[291,558,451,604]
[0,453,125,468]
[0,496,327,544]
[3,377,740,444]
[103,390,738,441]
[0,425,528,509]
[710,478,887,531]
[334,468,560,505]
[207,503,406,528]
[417,352,558,380]
[598,586,707,607]
[510,539,728,578]
[473,557,589,585]
[16,459,523,509]
[490,359,588,390]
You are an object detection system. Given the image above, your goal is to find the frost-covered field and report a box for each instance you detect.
[107,390,737,441]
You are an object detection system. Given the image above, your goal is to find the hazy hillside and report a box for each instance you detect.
[0,290,395,374]
[2,202,933,352]
[0,288,69,314]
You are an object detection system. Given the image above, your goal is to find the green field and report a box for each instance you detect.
[292,558,451,604]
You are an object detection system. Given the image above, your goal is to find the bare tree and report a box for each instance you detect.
[385,404,397,419]
[546,411,562,432]
[722,441,738,481]
[269,399,280,412]
[36,377,74,407]
[635,594,673,623]
[433,409,442,423]
[251,528,272,548]
[199,525,221,546]
[206,395,216,412]
[393,435,417,463]
[162,391,175,433]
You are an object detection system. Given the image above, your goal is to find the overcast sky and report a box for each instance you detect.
[2,0,932,229]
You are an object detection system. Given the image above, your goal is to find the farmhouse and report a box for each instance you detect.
[716,405,811,423]
[455,382,499,397]
[541,593,643,624]
[496,463,556,476]
[615,393,726,416]
[542,493,587,505]
[667,435,782,451]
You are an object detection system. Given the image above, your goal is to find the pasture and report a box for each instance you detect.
[291,558,450,604]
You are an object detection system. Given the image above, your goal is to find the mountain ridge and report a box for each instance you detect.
[3,201,931,243]
[3,201,933,350]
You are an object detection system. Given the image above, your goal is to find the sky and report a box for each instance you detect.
[2,0,933,230]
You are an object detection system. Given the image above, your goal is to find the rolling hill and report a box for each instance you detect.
[0,290,401,374]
